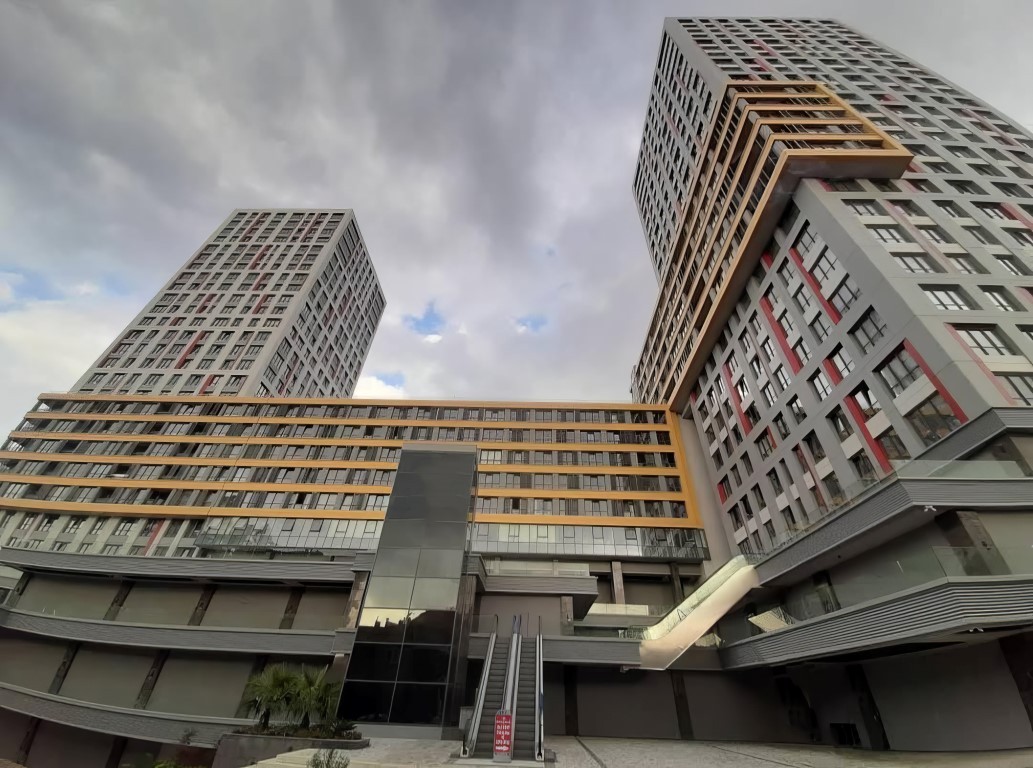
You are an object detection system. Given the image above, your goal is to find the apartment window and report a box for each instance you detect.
[760,337,775,363]
[906,394,961,446]
[918,226,952,245]
[878,347,923,396]
[955,325,1012,355]
[90,518,106,535]
[830,346,855,377]
[830,278,860,314]
[851,452,877,482]
[853,384,882,419]
[774,367,791,390]
[811,250,838,288]
[788,397,806,424]
[876,428,911,461]
[1012,230,1033,248]
[1001,374,1033,405]
[761,384,777,408]
[976,202,1008,220]
[792,338,811,364]
[828,407,853,440]
[480,450,503,464]
[947,252,986,274]
[810,371,833,400]
[923,286,972,311]
[966,226,997,245]
[793,286,814,314]
[101,544,121,555]
[983,286,1022,311]
[846,199,880,216]
[756,431,775,459]
[893,253,939,274]
[850,309,887,353]
[809,313,831,343]
[997,255,1031,276]
[64,516,85,534]
[869,226,907,244]
[934,200,964,218]
[773,413,790,439]
[803,431,826,462]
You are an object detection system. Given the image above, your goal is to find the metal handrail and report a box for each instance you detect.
[496,615,522,759]
[462,614,498,757]
[534,615,544,761]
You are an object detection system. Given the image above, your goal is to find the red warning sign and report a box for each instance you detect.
[494,712,513,755]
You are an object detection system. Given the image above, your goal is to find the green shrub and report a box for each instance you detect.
[307,749,350,768]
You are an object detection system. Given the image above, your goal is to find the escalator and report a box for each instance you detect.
[463,616,544,761]
[637,554,759,669]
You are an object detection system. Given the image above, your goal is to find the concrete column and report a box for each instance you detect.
[134,650,169,709]
[235,655,269,718]
[563,665,579,736]
[611,561,626,605]
[669,564,685,603]
[6,572,30,608]
[104,581,132,621]
[279,587,304,629]
[15,717,40,765]
[999,634,1033,731]
[343,572,368,629]
[669,672,694,740]
[48,642,79,694]
[188,585,216,625]
[103,737,128,768]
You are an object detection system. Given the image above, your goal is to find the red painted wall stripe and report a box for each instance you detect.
[760,296,802,373]
[902,339,967,423]
[822,358,843,385]
[174,333,203,369]
[944,325,1016,405]
[198,374,216,395]
[761,251,774,269]
[788,247,841,323]
[722,364,751,433]
[248,244,271,270]
[844,395,893,473]
[1002,203,1033,231]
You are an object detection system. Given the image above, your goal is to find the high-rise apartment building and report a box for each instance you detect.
[2,18,1033,768]
[73,209,385,399]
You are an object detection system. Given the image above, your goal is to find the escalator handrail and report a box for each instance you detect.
[534,614,544,761]
[462,614,498,757]
[640,555,754,640]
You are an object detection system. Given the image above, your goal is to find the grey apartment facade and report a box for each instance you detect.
[3,17,1033,768]
[73,209,385,399]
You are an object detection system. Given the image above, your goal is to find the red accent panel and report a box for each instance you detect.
[944,325,1016,405]
[902,339,967,423]
[248,244,271,270]
[823,358,843,385]
[198,374,216,395]
[818,179,832,191]
[174,333,202,369]
[844,395,893,473]
[1002,203,1033,231]
[722,364,751,433]
[964,109,1019,147]
[761,251,774,268]
[760,296,802,373]
[753,57,773,73]
[253,293,271,314]
[717,484,727,503]
[752,39,779,57]
[788,247,841,323]
[144,521,165,553]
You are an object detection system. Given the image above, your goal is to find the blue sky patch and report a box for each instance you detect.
[515,313,548,334]
[374,371,406,388]
[403,301,445,335]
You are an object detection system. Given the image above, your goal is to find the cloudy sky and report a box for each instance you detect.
[1,0,1031,432]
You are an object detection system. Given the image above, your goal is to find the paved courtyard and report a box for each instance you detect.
[279,736,1033,767]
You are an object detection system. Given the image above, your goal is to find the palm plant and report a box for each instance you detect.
[288,666,341,729]
[243,663,295,729]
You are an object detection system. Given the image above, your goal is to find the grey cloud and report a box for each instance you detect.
[1,0,1032,433]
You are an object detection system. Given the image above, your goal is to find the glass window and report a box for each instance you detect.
[876,428,911,461]
[853,384,882,419]
[983,286,1022,311]
[810,313,831,342]
[830,278,861,314]
[878,347,923,396]
[905,394,961,446]
[810,371,833,400]
[955,325,1012,356]
[1001,374,1033,405]
[846,199,880,216]
[923,286,972,311]
[996,255,1030,276]
[788,397,806,424]
[946,252,987,274]
[830,346,855,377]
[869,226,908,244]
[894,253,939,273]
[851,309,887,353]
[828,407,853,440]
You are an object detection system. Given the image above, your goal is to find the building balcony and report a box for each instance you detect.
[719,547,1033,669]
[0,605,354,656]
[0,547,368,584]
[0,681,248,747]
[754,455,1033,587]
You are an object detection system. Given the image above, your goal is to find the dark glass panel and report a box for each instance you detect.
[398,646,451,683]
[372,547,420,577]
[390,683,447,724]
[406,609,457,645]
[417,548,465,578]
[339,681,394,722]
[355,609,409,643]
[348,643,402,681]
[410,577,460,610]
[363,576,415,609]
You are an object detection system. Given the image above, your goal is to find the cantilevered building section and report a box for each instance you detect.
[72,209,385,399]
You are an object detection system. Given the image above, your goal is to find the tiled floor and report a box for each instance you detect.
[552,737,1033,768]
[275,737,1033,767]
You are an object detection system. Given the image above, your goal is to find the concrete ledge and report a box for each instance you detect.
[720,576,1033,669]
[0,605,338,655]
[0,681,248,746]
[213,733,369,768]
[0,548,360,584]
